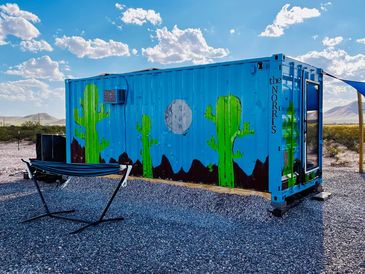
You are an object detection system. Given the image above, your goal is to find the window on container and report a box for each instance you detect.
[306,81,319,171]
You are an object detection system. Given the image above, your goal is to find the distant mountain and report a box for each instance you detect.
[23,113,56,121]
[324,101,365,124]
[49,119,66,125]
[0,113,65,126]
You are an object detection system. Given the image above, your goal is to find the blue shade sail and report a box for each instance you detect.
[325,72,365,96]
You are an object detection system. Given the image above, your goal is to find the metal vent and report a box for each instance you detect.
[103,89,126,104]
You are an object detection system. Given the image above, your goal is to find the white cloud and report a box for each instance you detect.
[320,2,332,11]
[5,55,65,81]
[260,4,320,37]
[106,16,123,30]
[19,39,53,52]
[55,35,130,59]
[115,3,125,11]
[229,28,236,34]
[142,25,229,65]
[312,34,319,40]
[297,48,365,78]
[132,48,138,55]
[0,3,39,22]
[0,78,63,102]
[322,36,343,47]
[121,7,162,26]
[0,3,40,44]
[356,38,365,44]
[297,48,365,110]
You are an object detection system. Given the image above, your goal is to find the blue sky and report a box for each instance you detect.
[0,0,365,118]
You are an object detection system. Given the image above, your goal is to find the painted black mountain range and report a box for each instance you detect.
[71,138,268,191]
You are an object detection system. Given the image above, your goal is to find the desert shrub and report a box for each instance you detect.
[323,125,362,151]
[0,125,65,142]
[21,121,41,129]
[324,141,341,158]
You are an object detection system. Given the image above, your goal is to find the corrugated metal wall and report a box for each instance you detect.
[65,55,323,196]
[67,59,270,173]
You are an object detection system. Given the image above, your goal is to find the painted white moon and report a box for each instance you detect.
[165,99,192,134]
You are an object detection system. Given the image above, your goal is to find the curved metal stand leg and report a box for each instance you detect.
[70,170,129,234]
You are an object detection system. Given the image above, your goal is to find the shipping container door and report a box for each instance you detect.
[281,63,301,189]
[302,70,321,178]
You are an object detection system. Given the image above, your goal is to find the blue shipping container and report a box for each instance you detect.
[65,54,323,209]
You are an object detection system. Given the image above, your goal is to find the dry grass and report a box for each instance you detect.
[0,122,65,143]
[323,124,363,151]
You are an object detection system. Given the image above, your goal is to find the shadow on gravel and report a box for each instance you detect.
[0,177,328,273]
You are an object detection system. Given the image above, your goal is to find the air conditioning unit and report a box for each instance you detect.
[103,89,126,104]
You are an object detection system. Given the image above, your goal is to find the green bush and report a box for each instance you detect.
[0,125,65,142]
[323,125,362,151]
[324,141,341,158]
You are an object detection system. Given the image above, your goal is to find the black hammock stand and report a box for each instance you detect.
[21,159,132,234]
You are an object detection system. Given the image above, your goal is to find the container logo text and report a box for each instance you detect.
[270,77,281,134]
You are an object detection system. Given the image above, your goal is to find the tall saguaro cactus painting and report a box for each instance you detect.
[74,84,110,163]
[137,114,158,178]
[205,95,254,188]
[282,102,298,187]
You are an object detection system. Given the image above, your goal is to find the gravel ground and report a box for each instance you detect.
[0,142,364,273]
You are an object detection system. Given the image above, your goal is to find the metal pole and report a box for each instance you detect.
[357,92,363,173]
[18,130,20,150]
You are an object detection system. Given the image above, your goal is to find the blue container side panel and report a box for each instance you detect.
[66,58,272,192]
[65,55,323,199]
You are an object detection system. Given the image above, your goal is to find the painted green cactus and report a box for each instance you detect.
[305,171,317,182]
[205,95,254,188]
[74,84,110,163]
[282,102,298,187]
[137,114,158,178]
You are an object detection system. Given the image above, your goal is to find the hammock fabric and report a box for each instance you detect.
[30,160,122,177]
[324,72,365,96]
[22,159,132,234]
